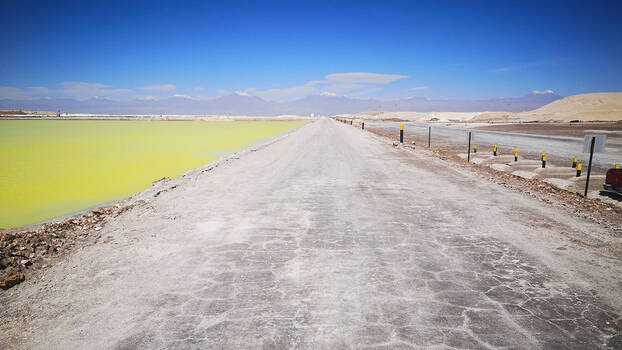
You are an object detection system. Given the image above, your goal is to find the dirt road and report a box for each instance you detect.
[1,118,621,349]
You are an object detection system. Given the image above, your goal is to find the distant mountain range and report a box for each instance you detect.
[0,91,562,116]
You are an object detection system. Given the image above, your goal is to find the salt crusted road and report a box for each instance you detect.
[1,118,621,349]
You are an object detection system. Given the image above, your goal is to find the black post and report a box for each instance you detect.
[584,136,596,197]
[467,132,471,162]
[428,126,431,147]
[362,120,365,130]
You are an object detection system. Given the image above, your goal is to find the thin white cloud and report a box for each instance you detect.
[173,94,193,99]
[1,72,410,102]
[24,82,133,100]
[137,95,159,101]
[490,66,513,73]
[0,86,28,99]
[2,83,133,100]
[410,86,428,91]
[532,89,555,94]
[243,72,408,102]
[325,72,407,84]
[248,85,317,101]
[490,60,555,74]
[138,84,176,91]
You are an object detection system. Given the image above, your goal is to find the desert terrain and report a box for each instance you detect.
[1,118,621,349]
[354,92,622,123]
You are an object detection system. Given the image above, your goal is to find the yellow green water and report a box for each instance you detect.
[0,120,304,228]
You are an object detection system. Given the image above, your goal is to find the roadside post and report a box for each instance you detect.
[474,144,477,153]
[541,152,545,162]
[467,132,472,162]
[514,148,518,162]
[542,154,546,168]
[577,163,582,177]
[493,144,497,156]
[400,124,404,143]
[428,127,431,147]
[583,134,606,197]
[362,119,365,130]
[572,157,578,168]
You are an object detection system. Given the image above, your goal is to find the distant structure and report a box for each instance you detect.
[56,108,61,118]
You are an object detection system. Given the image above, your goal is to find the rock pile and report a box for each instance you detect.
[0,202,134,290]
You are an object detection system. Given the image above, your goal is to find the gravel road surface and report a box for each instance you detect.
[1,118,621,349]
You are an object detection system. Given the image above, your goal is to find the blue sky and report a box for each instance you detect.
[1,0,621,102]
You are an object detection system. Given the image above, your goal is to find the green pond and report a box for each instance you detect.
[0,120,304,228]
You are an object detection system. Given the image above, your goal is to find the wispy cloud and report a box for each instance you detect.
[243,84,318,101]
[410,86,428,91]
[172,94,194,99]
[490,60,555,73]
[0,72,410,102]
[27,82,132,100]
[325,72,407,85]
[137,95,159,101]
[489,66,513,73]
[532,89,555,95]
[0,82,134,100]
[243,72,408,102]
[0,82,181,100]
[138,84,176,91]
[0,86,28,99]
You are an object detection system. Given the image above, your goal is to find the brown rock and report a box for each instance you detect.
[0,272,25,290]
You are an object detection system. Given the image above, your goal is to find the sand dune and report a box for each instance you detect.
[350,92,622,123]
[513,92,622,122]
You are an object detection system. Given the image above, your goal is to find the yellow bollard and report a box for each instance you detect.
[493,144,498,156]
[572,156,577,168]
[541,151,545,161]
[474,144,477,153]
[542,154,546,168]
[616,164,620,169]
[514,148,518,162]
[576,163,582,177]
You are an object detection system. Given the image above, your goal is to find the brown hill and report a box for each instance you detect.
[514,92,622,122]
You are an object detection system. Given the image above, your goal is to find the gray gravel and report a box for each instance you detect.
[367,121,622,171]
[1,118,621,349]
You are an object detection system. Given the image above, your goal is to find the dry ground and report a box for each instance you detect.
[1,118,621,349]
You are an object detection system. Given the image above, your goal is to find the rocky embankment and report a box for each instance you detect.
[0,202,135,290]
